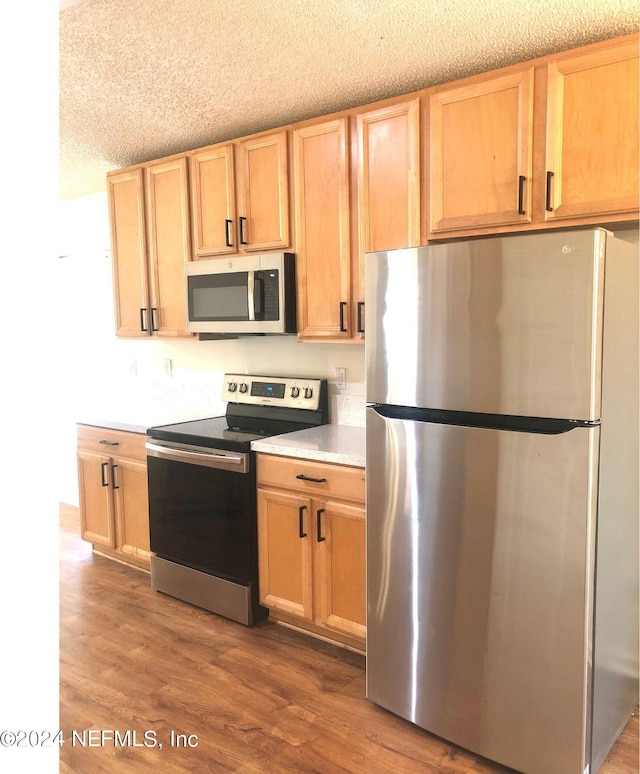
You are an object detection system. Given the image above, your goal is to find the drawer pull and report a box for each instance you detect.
[296,474,327,484]
[298,505,307,539]
[316,508,326,542]
[99,440,119,446]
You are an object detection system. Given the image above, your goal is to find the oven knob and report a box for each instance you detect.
[290,386,300,398]
[304,387,313,399]
[239,383,248,394]
[228,381,237,392]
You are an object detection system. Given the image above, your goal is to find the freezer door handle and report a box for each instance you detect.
[369,404,595,434]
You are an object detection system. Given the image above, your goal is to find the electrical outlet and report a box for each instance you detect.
[164,358,173,377]
[334,367,346,391]
[129,359,137,377]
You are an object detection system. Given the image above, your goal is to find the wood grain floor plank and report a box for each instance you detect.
[59,504,637,773]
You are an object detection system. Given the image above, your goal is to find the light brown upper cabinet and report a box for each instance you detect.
[293,118,352,340]
[190,130,290,257]
[428,67,535,234]
[544,39,639,222]
[355,97,421,336]
[108,156,192,338]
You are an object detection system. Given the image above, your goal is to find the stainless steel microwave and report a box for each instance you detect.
[185,253,297,335]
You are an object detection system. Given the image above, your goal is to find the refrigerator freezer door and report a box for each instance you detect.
[366,406,600,774]
[365,229,606,421]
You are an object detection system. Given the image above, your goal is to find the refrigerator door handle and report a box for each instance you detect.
[369,403,596,435]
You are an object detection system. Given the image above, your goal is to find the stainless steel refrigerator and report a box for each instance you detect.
[365,228,638,774]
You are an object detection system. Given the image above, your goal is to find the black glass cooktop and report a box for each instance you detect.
[147,416,272,452]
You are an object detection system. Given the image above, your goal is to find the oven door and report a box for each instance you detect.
[146,440,257,585]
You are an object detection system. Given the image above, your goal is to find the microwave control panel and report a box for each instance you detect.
[258,270,280,321]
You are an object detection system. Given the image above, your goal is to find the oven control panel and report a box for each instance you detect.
[222,374,325,411]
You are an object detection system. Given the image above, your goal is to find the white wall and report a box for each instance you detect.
[57,193,366,504]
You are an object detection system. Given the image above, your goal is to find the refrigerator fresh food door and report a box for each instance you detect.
[366,406,600,774]
[365,229,607,421]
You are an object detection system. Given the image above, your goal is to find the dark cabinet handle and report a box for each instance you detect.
[100,462,109,487]
[239,216,248,245]
[357,301,365,334]
[296,474,327,484]
[225,219,233,247]
[339,302,347,333]
[150,307,158,332]
[140,308,148,332]
[545,171,554,212]
[298,505,307,539]
[517,175,526,215]
[99,440,119,447]
[316,508,326,543]
[111,464,119,490]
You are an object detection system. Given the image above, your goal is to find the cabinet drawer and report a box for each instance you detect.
[257,454,365,504]
[77,424,146,461]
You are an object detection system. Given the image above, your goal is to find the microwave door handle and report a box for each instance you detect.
[253,275,264,318]
[247,271,255,321]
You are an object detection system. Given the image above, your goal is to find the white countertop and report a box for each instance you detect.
[251,424,366,468]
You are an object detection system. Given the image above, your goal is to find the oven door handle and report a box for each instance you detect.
[145,442,248,472]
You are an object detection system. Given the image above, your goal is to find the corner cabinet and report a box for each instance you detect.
[428,67,535,234]
[257,453,366,649]
[190,130,290,257]
[544,39,639,222]
[77,424,150,570]
[108,156,193,338]
[293,118,352,339]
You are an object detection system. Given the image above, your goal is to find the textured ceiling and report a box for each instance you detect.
[59,0,639,200]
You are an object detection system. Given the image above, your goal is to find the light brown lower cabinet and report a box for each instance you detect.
[77,424,150,570]
[257,453,366,649]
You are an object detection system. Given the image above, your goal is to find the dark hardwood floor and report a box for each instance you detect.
[60,505,638,773]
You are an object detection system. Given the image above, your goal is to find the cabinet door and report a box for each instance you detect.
[293,118,351,339]
[108,169,150,337]
[356,98,421,253]
[545,40,639,221]
[190,144,236,256]
[257,489,313,620]
[145,157,193,337]
[316,500,366,641]
[77,451,115,548]
[236,130,290,251]
[429,68,534,234]
[113,457,151,566]
[356,98,420,339]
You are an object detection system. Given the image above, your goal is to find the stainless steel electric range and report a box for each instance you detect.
[146,373,329,625]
